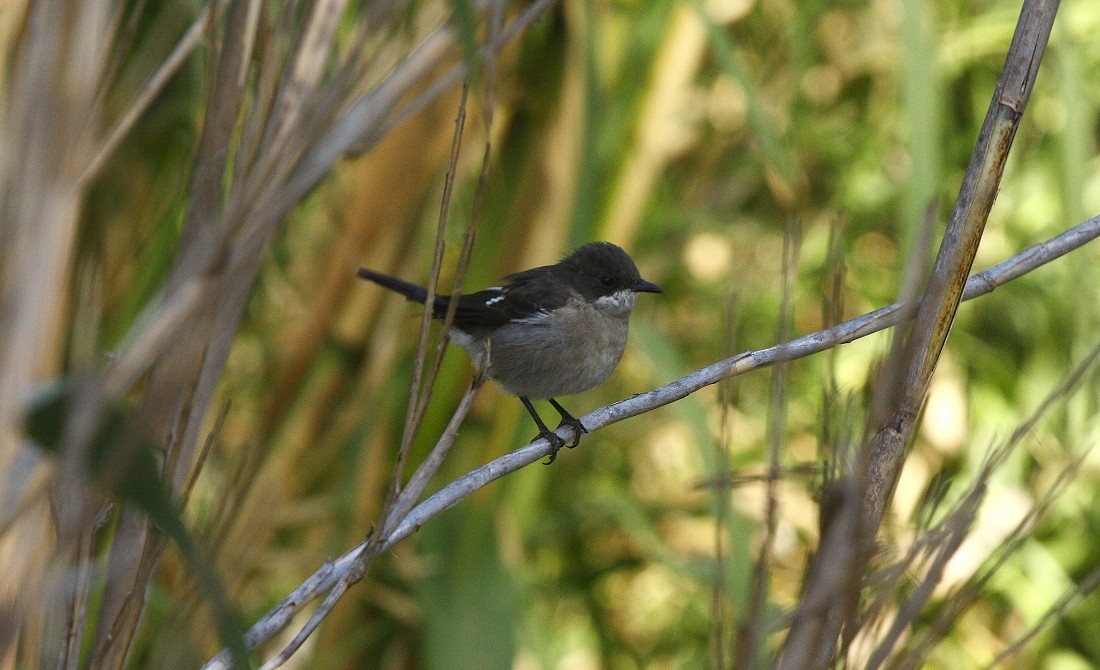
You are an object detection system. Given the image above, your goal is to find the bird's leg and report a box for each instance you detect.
[547,398,587,449]
[520,396,567,464]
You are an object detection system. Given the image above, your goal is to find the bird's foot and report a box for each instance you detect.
[524,397,588,464]
[556,414,588,449]
[540,430,568,465]
[539,414,587,464]
[547,398,587,451]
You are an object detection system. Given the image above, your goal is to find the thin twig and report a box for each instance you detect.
[248,28,506,663]
[865,490,982,670]
[387,83,471,512]
[78,0,227,188]
[984,562,1100,668]
[886,342,1100,668]
[892,452,1086,670]
[710,291,739,668]
[736,221,800,668]
[99,0,560,409]
[223,370,487,670]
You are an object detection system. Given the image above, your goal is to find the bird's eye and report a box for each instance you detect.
[599,275,615,288]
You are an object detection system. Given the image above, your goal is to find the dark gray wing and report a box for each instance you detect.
[449,265,573,330]
[357,264,574,333]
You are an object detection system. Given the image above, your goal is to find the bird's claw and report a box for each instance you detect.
[557,416,587,449]
[541,431,568,465]
[539,418,587,464]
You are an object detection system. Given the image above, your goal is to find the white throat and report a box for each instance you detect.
[593,290,638,316]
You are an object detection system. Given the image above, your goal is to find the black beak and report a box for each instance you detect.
[633,279,663,294]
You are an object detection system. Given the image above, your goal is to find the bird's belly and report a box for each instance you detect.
[486,312,629,399]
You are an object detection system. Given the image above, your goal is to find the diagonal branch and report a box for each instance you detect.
[202,210,1100,668]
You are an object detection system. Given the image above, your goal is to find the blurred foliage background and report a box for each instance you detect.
[4,0,1100,667]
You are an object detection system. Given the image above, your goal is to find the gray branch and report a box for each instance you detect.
[202,211,1100,669]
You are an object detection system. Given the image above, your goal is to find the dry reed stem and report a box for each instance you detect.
[735,223,800,668]
[0,1,557,665]
[709,294,739,668]
[78,0,226,188]
[862,0,1060,531]
[388,84,472,511]
[206,370,489,670]
[776,479,862,670]
[0,0,113,662]
[882,343,1100,668]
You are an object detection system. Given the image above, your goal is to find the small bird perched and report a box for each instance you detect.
[357,242,662,462]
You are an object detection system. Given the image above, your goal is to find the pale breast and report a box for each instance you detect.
[486,302,630,399]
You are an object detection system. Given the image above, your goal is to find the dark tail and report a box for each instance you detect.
[356,268,451,315]
[356,268,427,302]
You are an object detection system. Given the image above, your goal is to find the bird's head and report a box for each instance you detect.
[559,242,662,315]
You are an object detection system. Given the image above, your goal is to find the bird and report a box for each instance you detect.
[357,242,662,463]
